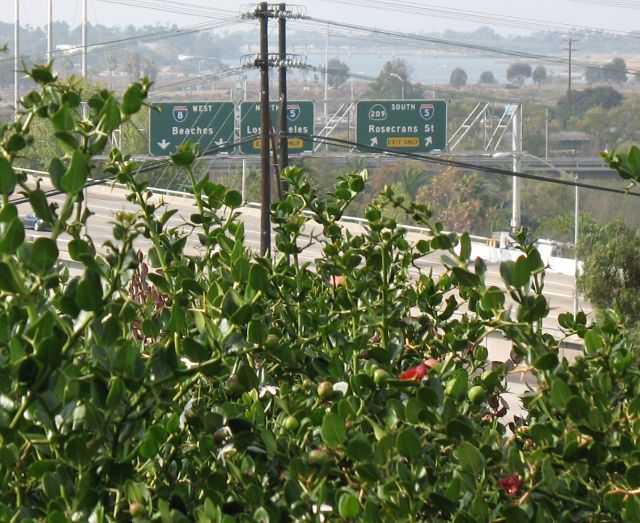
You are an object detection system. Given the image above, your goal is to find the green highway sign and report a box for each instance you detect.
[239,101,314,155]
[149,102,235,156]
[355,100,447,153]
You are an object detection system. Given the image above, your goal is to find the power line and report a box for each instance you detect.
[563,0,640,8]
[299,16,640,78]
[0,17,242,66]
[319,0,640,44]
[294,133,640,198]
[98,0,239,18]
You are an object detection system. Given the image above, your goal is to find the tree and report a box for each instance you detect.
[556,86,623,117]
[532,65,547,86]
[141,58,158,82]
[585,65,604,84]
[104,55,118,88]
[478,70,497,84]
[124,51,140,80]
[366,58,423,99]
[579,220,640,326]
[448,67,467,89]
[587,58,628,84]
[327,58,350,89]
[604,57,627,83]
[506,62,532,84]
[415,167,498,234]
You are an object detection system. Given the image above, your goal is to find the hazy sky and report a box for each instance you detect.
[0,0,636,36]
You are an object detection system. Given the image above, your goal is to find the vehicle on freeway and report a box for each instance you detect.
[20,213,51,231]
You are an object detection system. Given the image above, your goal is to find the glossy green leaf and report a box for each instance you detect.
[141,319,161,338]
[455,440,485,475]
[62,90,81,107]
[171,147,196,166]
[30,64,55,84]
[626,464,640,488]
[512,255,531,287]
[550,380,572,409]
[321,412,346,448]
[396,429,421,459]
[69,239,93,261]
[584,330,604,354]
[247,320,267,345]
[534,351,558,371]
[338,493,361,518]
[566,396,590,421]
[452,267,480,289]
[248,263,269,293]
[0,158,16,197]
[98,97,122,133]
[122,83,144,115]
[500,260,515,286]
[26,459,57,479]
[54,131,79,154]
[51,103,74,132]
[0,211,25,254]
[61,150,88,193]
[5,134,26,152]
[624,496,640,523]
[28,237,58,273]
[0,262,18,292]
[182,338,209,363]
[459,232,471,261]
[75,271,103,311]
[49,157,66,191]
[28,189,54,224]
[64,435,90,466]
[224,190,242,208]
[627,145,640,174]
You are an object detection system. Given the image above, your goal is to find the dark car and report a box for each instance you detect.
[20,213,51,232]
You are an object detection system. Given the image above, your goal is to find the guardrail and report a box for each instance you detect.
[15,172,579,276]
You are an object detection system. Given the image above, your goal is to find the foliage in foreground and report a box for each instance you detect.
[0,68,639,522]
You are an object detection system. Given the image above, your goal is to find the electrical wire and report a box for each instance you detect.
[318,0,640,44]
[98,0,239,18]
[9,135,258,207]
[0,17,243,66]
[292,133,640,197]
[299,16,640,78]
[563,0,640,8]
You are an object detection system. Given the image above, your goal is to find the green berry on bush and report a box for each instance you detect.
[317,381,334,398]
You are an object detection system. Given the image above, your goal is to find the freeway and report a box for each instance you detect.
[16,181,591,335]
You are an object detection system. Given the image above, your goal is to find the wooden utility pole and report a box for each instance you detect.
[82,0,87,79]
[278,3,289,187]
[564,37,577,113]
[47,0,53,62]
[257,2,271,255]
[14,0,19,121]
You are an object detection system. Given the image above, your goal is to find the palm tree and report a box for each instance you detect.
[399,167,427,197]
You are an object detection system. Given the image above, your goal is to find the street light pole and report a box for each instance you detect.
[574,172,579,315]
[511,104,522,231]
[14,0,19,121]
[47,0,53,63]
[389,72,404,100]
[82,0,87,80]
[278,3,289,181]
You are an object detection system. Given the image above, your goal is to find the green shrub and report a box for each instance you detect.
[0,67,639,522]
